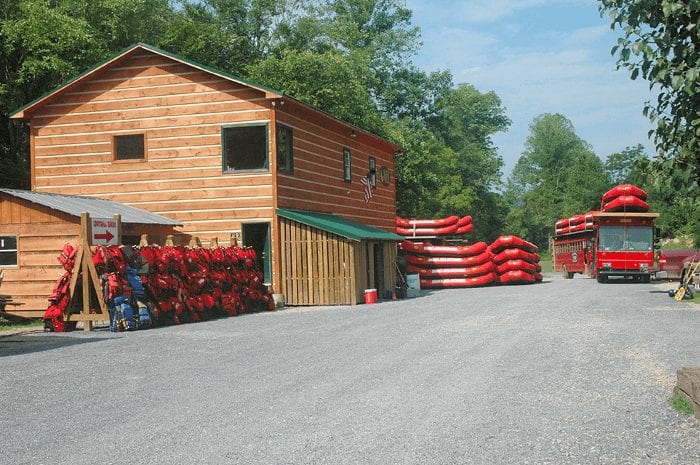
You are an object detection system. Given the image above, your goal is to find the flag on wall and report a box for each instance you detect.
[360,176,374,202]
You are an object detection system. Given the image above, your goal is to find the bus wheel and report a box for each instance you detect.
[597,274,607,283]
[562,266,574,279]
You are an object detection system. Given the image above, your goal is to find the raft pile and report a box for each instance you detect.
[397,213,542,289]
[490,235,543,285]
[601,184,649,212]
[554,184,650,236]
[396,215,473,237]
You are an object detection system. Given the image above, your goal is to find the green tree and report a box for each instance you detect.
[604,144,648,185]
[599,0,700,178]
[506,113,608,248]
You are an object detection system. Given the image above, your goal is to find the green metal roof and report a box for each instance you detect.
[277,208,403,242]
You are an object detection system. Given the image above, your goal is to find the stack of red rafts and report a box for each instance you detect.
[600,184,649,212]
[489,235,543,285]
[43,243,275,332]
[396,215,473,237]
[554,211,597,235]
[402,240,496,289]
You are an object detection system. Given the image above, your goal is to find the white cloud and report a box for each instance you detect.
[406,0,656,177]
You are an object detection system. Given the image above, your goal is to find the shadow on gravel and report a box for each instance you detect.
[0,335,113,357]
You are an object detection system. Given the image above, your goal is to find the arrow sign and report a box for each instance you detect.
[94,230,114,242]
[91,218,119,245]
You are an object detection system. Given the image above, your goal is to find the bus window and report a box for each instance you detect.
[599,226,624,251]
[624,226,653,251]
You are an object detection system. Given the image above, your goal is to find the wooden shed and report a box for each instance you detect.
[277,209,402,305]
[9,43,403,307]
[0,188,180,318]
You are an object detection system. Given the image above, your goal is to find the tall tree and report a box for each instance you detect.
[599,0,700,178]
[506,113,608,248]
[603,144,648,185]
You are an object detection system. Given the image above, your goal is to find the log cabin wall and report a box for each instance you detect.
[15,45,401,300]
[28,50,274,248]
[275,102,397,234]
[0,195,80,317]
[26,49,280,288]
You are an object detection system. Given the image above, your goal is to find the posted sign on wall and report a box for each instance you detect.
[91,217,119,245]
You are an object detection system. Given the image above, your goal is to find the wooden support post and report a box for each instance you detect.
[189,236,201,248]
[230,234,238,247]
[210,237,219,248]
[80,213,92,331]
[139,234,149,247]
[62,212,112,331]
[165,235,174,246]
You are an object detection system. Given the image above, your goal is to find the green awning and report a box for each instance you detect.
[277,208,403,242]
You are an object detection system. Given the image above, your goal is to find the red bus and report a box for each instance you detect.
[553,212,658,283]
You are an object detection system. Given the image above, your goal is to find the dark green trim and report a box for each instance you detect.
[277,208,403,242]
[221,123,270,173]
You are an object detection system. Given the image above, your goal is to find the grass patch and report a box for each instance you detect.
[0,318,43,332]
[669,394,695,416]
[538,251,553,273]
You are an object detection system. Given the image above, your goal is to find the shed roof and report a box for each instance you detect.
[277,208,402,242]
[0,188,182,226]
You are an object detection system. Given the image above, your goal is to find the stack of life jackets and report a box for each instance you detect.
[43,243,78,332]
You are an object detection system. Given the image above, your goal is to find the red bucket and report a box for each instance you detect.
[364,289,377,304]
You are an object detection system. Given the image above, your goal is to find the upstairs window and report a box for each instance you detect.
[114,134,145,160]
[368,157,376,187]
[0,236,18,267]
[343,148,352,182]
[277,125,293,173]
[223,124,268,172]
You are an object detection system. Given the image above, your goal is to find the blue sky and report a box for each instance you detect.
[404,0,656,178]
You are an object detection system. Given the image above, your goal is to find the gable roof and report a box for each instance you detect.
[0,188,182,226]
[9,43,401,153]
[277,208,403,242]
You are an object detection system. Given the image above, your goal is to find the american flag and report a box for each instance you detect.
[360,176,374,202]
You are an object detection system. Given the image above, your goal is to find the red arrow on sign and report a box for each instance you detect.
[94,230,114,242]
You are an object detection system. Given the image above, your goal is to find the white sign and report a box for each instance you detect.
[91,217,119,245]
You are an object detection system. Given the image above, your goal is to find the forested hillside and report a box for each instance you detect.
[1,0,697,247]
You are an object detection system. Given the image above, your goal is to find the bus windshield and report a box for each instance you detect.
[598,225,653,251]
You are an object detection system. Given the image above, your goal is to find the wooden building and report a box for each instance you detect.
[0,188,180,318]
[8,43,402,308]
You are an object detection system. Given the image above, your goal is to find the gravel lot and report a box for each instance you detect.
[1,273,698,465]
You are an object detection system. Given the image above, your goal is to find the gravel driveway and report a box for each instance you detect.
[1,274,698,465]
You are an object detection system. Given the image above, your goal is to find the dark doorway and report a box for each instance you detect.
[373,243,385,293]
[242,222,271,285]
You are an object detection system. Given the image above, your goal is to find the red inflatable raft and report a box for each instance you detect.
[407,260,495,278]
[601,195,649,212]
[396,215,458,228]
[497,269,537,284]
[401,240,488,257]
[489,235,538,254]
[495,259,541,275]
[454,222,474,235]
[602,184,647,204]
[396,222,459,236]
[492,248,540,265]
[420,272,496,288]
[405,250,492,267]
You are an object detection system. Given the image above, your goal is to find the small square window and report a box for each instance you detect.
[343,148,352,182]
[223,125,268,172]
[114,134,145,160]
[277,125,293,173]
[0,236,18,267]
